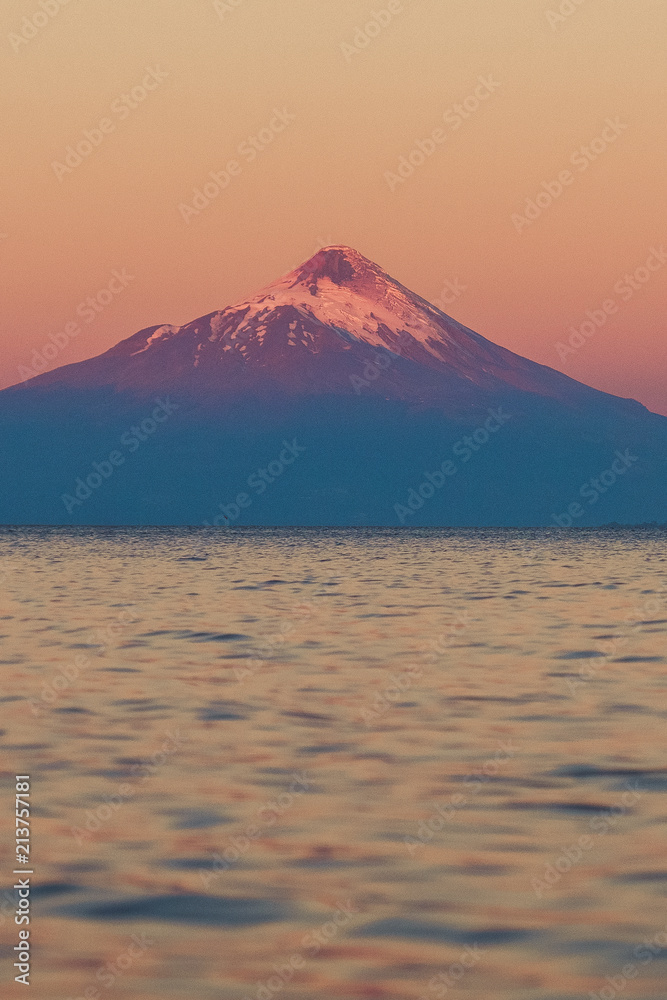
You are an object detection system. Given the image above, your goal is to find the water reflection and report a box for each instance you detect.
[0,526,666,999]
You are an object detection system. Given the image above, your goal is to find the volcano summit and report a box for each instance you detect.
[1,246,665,526]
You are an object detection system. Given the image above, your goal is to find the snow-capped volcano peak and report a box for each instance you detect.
[263,244,431,310]
[199,245,548,390]
[3,249,660,529]
[294,245,379,285]
[12,246,625,413]
[210,243,472,364]
[260,244,445,325]
[285,245,402,300]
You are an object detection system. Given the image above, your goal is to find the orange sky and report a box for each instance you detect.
[1,0,666,413]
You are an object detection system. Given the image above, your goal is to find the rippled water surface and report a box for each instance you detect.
[1,527,666,1000]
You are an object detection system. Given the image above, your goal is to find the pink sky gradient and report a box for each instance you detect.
[1,0,665,413]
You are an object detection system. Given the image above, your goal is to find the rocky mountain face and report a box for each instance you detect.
[1,247,665,526]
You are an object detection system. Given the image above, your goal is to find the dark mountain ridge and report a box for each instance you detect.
[1,246,664,526]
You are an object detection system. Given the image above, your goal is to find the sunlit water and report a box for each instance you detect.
[0,527,666,1000]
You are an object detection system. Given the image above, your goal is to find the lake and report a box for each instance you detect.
[1,527,666,1000]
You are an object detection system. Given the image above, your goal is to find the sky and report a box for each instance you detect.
[1,0,666,413]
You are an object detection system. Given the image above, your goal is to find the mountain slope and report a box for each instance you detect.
[1,246,665,526]
[9,246,645,417]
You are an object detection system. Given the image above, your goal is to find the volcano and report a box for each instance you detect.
[1,246,665,526]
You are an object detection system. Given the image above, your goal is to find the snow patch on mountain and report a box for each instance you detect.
[209,245,459,361]
[17,244,637,414]
[131,324,180,355]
